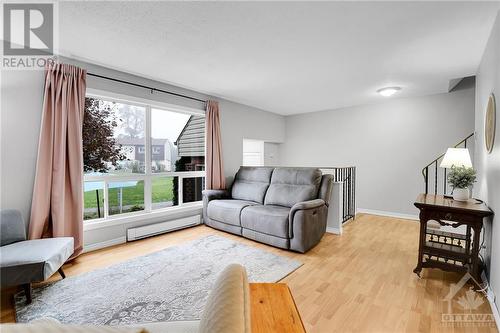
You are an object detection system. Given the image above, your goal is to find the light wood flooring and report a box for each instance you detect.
[1,213,497,332]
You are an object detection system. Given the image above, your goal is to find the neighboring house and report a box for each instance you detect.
[175,115,205,202]
[175,115,205,171]
[116,137,175,172]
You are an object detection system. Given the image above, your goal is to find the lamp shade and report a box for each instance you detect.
[440,148,473,168]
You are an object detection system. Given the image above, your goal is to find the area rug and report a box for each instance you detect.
[14,235,302,325]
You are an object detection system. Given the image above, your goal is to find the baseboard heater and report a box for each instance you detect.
[127,215,201,241]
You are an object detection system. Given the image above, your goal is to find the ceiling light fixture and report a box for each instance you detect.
[377,86,401,97]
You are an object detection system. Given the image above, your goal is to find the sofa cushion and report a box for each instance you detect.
[241,205,290,238]
[264,168,322,208]
[0,237,74,287]
[199,264,250,333]
[207,200,258,226]
[231,167,274,204]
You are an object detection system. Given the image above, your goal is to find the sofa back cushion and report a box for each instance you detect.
[231,167,274,204]
[264,168,322,207]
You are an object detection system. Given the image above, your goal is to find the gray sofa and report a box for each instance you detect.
[203,167,333,253]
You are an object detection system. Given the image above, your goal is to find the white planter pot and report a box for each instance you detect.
[453,188,470,201]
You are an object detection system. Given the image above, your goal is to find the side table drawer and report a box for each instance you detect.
[426,210,477,224]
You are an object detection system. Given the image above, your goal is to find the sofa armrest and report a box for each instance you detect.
[288,199,327,253]
[202,190,231,224]
[202,189,231,202]
[289,199,325,218]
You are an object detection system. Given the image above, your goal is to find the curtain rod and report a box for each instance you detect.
[86,72,207,104]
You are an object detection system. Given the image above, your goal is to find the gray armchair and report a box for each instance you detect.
[0,210,74,304]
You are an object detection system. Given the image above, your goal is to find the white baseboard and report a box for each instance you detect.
[356,208,418,221]
[83,236,127,253]
[482,271,500,328]
[326,227,342,235]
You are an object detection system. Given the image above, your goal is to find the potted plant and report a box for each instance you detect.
[447,166,476,201]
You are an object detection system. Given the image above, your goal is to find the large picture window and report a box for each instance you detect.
[83,95,205,221]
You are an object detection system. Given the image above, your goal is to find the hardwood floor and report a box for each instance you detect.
[1,213,497,332]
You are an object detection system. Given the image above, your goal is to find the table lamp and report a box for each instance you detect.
[440,148,472,169]
[440,148,473,201]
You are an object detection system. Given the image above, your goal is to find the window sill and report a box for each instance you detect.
[83,202,203,231]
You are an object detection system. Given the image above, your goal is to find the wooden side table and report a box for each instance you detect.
[250,283,306,333]
[413,194,493,281]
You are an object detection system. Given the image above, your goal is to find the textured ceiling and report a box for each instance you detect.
[59,1,500,115]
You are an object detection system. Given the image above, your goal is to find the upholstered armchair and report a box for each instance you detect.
[0,210,74,303]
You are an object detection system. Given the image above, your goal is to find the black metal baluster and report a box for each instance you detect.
[425,166,429,194]
[348,168,352,220]
[353,167,356,219]
[443,167,447,195]
[434,161,438,195]
[343,168,346,221]
[348,168,351,220]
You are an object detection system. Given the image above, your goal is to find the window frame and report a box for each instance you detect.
[84,89,206,224]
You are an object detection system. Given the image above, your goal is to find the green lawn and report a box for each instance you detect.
[84,177,175,219]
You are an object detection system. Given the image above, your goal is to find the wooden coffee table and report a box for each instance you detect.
[250,283,306,333]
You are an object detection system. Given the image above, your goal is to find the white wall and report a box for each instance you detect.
[474,11,500,310]
[1,70,45,226]
[218,99,285,184]
[279,88,475,216]
[264,142,280,166]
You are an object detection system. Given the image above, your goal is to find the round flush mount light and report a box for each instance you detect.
[377,86,402,97]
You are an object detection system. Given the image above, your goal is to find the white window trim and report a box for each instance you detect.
[83,201,203,231]
[83,92,206,226]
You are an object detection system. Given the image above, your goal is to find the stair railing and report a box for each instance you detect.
[422,133,474,195]
[320,166,356,223]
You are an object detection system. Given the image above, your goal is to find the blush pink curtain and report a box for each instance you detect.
[29,63,87,258]
[205,100,226,190]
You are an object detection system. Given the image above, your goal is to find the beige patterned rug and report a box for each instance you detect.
[15,235,302,325]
